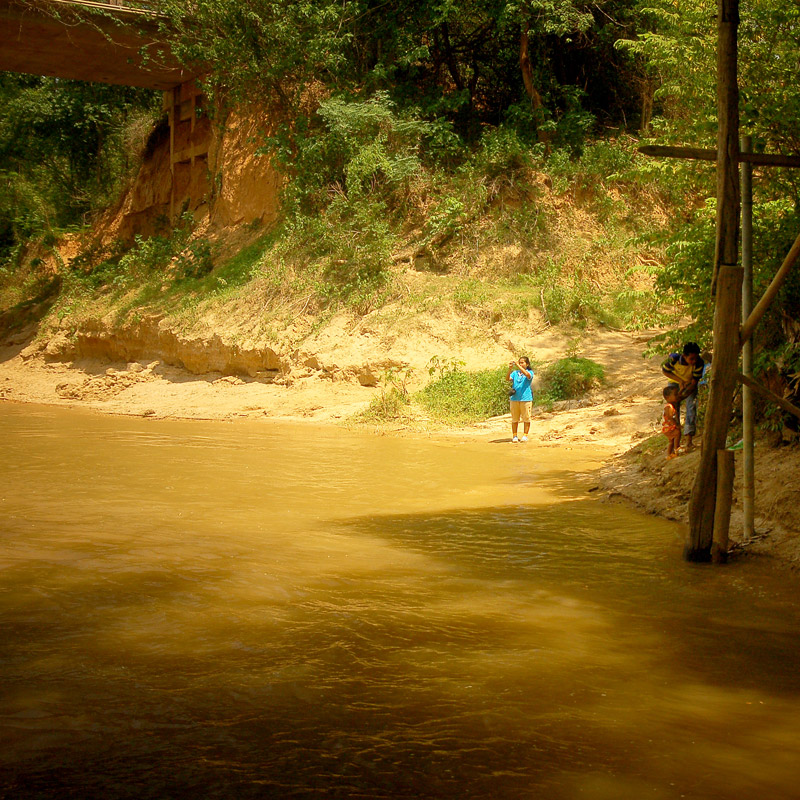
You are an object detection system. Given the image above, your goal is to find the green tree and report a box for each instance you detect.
[159,0,644,145]
[620,0,800,345]
[0,74,158,261]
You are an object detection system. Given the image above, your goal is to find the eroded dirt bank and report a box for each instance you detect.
[1,317,664,428]
[2,320,799,568]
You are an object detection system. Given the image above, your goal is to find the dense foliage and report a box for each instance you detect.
[418,364,511,423]
[161,0,642,142]
[0,74,159,262]
[158,0,800,333]
[622,0,800,404]
[538,356,604,403]
[1,0,799,420]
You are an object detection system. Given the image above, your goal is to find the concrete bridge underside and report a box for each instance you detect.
[0,0,190,90]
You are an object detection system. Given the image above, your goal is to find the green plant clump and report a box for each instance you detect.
[538,357,604,403]
[355,366,414,422]
[418,366,509,423]
[357,388,410,423]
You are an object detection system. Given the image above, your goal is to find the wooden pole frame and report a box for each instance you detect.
[740,135,754,541]
[738,373,800,421]
[638,145,800,169]
[712,0,740,295]
[686,266,743,560]
[640,0,800,562]
[712,449,735,563]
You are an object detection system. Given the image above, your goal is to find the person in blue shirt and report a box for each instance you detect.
[506,356,534,443]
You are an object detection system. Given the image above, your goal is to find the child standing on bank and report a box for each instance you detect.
[662,385,681,459]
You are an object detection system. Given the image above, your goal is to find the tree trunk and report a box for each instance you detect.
[640,81,654,132]
[519,28,542,112]
[440,22,464,91]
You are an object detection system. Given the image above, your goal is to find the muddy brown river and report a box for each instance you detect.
[1,403,800,799]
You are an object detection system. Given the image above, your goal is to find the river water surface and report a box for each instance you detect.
[1,403,800,799]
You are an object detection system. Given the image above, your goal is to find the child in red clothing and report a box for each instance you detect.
[662,385,681,459]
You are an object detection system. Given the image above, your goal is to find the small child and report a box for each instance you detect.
[662,385,681,459]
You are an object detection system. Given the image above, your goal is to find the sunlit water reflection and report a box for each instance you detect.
[1,403,800,799]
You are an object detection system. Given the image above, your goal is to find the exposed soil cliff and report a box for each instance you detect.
[98,104,282,244]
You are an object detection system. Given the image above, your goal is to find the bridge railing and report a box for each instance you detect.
[105,0,162,9]
[50,0,167,11]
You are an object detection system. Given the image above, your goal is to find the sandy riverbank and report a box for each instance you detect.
[2,326,798,569]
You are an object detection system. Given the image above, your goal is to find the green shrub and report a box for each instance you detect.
[66,212,215,293]
[474,126,531,178]
[538,357,604,403]
[356,387,410,422]
[534,273,606,327]
[262,93,426,303]
[423,196,467,246]
[0,76,159,263]
[418,365,508,423]
[451,278,489,310]
[267,92,428,214]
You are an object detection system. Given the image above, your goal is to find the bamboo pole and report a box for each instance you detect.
[712,450,735,563]
[738,373,800,421]
[740,229,800,345]
[740,135,754,541]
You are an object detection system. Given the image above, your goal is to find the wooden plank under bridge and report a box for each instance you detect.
[0,0,189,88]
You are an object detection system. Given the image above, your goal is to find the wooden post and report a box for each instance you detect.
[712,449,735,563]
[637,4,800,563]
[740,135,754,540]
[685,0,741,561]
[638,145,800,168]
[686,266,743,560]
[712,0,741,295]
[165,88,176,219]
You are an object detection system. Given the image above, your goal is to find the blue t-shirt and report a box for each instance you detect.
[510,369,533,402]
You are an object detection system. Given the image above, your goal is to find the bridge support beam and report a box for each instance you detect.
[163,81,211,220]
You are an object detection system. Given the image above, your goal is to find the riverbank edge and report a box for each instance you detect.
[3,345,799,572]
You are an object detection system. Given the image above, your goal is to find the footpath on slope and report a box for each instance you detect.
[1,321,798,567]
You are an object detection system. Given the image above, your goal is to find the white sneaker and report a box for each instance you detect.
[512,436,519,443]
[521,435,528,442]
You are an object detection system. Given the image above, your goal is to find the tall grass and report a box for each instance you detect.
[417,366,509,423]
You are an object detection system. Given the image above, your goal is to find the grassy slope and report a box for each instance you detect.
[8,143,677,348]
